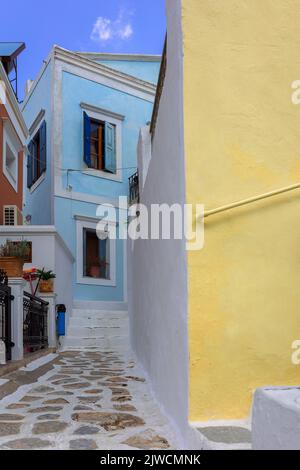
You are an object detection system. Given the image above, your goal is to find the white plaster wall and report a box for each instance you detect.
[0,226,74,325]
[252,387,300,450]
[0,227,56,274]
[54,233,73,326]
[137,126,152,190]
[128,0,189,447]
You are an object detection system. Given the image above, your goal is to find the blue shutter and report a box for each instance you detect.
[27,141,34,188]
[32,137,38,182]
[39,120,47,173]
[83,112,91,167]
[104,122,116,173]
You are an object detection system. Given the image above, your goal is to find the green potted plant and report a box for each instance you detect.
[36,269,56,293]
[0,240,31,277]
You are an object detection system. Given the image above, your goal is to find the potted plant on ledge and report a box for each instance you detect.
[37,269,56,293]
[0,240,31,277]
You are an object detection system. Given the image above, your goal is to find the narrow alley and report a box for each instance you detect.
[0,347,178,450]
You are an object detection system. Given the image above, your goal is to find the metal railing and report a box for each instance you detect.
[0,270,13,361]
[129,171,140,206]
[23,292,48,355]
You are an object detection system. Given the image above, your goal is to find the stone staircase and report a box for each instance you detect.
[60,308,130,352]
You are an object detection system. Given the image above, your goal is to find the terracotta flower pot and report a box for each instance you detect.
[89,266,101,278]
[39,279,54,293]
[0,257,24,278]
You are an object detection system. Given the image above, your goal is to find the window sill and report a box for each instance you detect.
[77,276,116,287]
[83,169,122,183]
[29,172,46,194]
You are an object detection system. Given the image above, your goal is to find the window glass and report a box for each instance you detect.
[28,120,47,188]
[89,119,104,171]
[33,131,41,179]
[83,228,110,280]
[90,140,98,156]
[5,143,17,182]
[90,122,99,138]
[86,117,116,174]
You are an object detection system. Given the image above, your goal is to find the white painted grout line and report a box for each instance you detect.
[0,349,180,450]
[19,353,58,372]
[0,367,58,407]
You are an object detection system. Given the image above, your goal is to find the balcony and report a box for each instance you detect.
[129,171,140,206]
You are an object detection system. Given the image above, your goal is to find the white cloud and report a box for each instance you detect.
[91,18,113,41]
[91,9,133,43]
[119,23,133,39]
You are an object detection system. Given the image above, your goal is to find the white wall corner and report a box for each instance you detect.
[137,125,152,192]
[252,386,300,450]
[39,293,58,349]
[9,278,26,361]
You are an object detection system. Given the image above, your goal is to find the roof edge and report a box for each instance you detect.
[75,52,161,62]
[53,46,158,90]
[22,45,158,109]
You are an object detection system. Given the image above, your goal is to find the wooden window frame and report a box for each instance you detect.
[82,106,123,183]
[90,118,105,171]
[83,228,110,280]
[76,219,116,287]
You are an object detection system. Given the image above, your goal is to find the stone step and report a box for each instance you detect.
[196,426,252,450]
[62,335,129,349]
[67,325,129,338]
[60,347,131,354]
[69,317,128,328]
[71,309,128,318]
[73,301,127,311]
[62,308,130,352]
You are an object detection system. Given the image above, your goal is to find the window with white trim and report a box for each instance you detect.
[84,114,116,173]
[81,106,123,182]
[76,219,116,287]
[3,122,19,191]
[5,143,17,182]
[83,228,110,280]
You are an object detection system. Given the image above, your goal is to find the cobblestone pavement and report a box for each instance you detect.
[0,350,178,450]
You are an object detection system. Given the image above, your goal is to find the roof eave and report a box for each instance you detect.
[75,52,162,63]
[0,61,28,140]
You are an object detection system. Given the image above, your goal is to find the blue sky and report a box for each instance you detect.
[0,0,166,101]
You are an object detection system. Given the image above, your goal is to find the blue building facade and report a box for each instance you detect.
[22,47,160,304]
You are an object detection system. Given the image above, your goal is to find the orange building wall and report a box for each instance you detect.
[0,104,24,225]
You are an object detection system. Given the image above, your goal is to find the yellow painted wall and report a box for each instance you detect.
[183,0,300,421]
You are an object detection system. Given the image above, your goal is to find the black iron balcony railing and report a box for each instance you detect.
[129,171,140,206]
[23,292,48,355]
[0,270,13,361]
